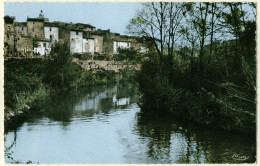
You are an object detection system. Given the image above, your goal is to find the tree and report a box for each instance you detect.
[44,43,78,88]
[127,2,185,64]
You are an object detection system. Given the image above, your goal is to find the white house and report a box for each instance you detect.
[70,30,83,53]
[82,38,95,54]
[44,23,59,46]
[34,39,51,56]
[112,37,131,54]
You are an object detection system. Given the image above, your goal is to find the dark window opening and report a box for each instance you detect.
[50,27,52,31]
[50,35,52,40]
[43,43,46,48]
[76,31,78,35]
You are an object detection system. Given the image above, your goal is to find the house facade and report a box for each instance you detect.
[112,37,131,54]
[14,22,27,36]
[16,35,33,57]
[27,18,45,38]
[89,31,104,54]
[44,22,59,46]
[34,38,51,56]
[4,11,148,58]
[70,30,83,53]
[83,38,95,54]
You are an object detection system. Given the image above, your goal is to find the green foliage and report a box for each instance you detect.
[137,37,256,134]
[131,17,145,24]
[44,43,78,88]
[115,47,143,62]
[4,59,51,120]
[33,40,40,48]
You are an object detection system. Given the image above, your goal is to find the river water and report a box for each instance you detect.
[4,83,256,164]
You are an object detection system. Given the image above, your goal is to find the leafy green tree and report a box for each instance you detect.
[44,43,79,88]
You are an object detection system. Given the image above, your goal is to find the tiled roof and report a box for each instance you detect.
[89,31,102,35]
[44,22,59,27]
[34,37,50,42]
[112,36,130,42]
[15,22,27,26]
[75,23,95,28]
[27,18,45,22]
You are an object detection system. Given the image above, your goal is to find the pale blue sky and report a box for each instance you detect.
[4,2,142,35]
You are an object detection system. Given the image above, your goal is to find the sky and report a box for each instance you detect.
[4,2,142,35]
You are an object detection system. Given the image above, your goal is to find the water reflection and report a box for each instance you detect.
[136,113,256,163]
[4,82,256,164]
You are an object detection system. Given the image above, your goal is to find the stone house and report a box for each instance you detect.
[89,31,104,54]
[16,34,33,57]
[14,22,27,36]
[112,36,131,54]
[59,27,71,45]
[4,16,16,57]
[128,37,149,54]
[34,38,51,56]
[44,22,59,46]
[27,18,45,38]
[70,29,83,53]
[82,38,95,54]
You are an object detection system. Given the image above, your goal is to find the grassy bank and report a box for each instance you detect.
[4,43,118,130]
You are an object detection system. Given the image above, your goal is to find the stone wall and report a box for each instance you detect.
[27,20,44,38]
[74,59,141,72]
[16,35,33,57]
[59,27,70,46]
[90,34,103,54]
[4,22,15,57]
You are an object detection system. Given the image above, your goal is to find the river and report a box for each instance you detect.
[4,82,256,164]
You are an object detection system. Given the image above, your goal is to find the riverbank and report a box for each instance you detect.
[4,81,255,164]
[4,57,129,131]
[136,53,256,135]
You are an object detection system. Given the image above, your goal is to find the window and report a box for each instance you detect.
[43,43,46,48]
[50,27,52,31]
[50,35,53,40]
[76,31,78,35]
[127,42,130,47]
[22,27,24,31]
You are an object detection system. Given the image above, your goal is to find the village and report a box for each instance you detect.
[4,10,148,61]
